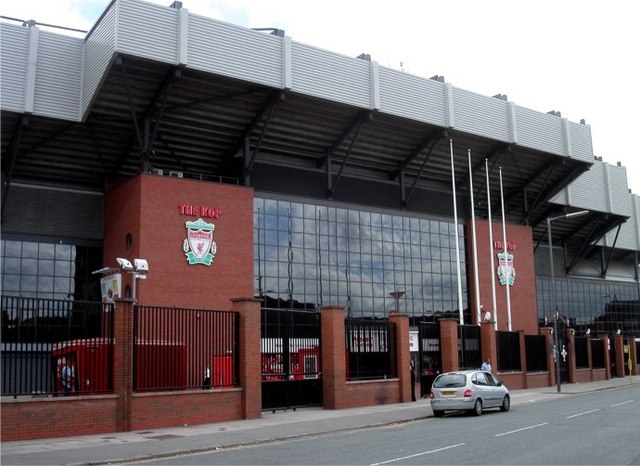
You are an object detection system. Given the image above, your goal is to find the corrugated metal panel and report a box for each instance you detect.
[32,32,83,120]
[1,186,104,240]
[561,162,608,213]
[378,67,447,127]
[291,42,371,109]
[116,0,179,64]
[0,24,29,112]
[82,4,117,118]
[604,163,631,217]
[188,15,282,88]
[566,120,593,163]
[515,106,564,156]
[604,193,639,250]
[452,88,510,141]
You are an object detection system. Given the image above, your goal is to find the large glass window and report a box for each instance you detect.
[254,197,469,319]
[537,277,640,335]
[1,239,102,301]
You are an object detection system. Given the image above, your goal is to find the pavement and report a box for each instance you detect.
[2,376,638,466]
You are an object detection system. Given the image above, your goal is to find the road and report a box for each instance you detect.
[135,385,640,465]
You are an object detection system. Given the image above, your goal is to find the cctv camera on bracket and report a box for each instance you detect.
[116,258,133,271]
[134,258,149,273]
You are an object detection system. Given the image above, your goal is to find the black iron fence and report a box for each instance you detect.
[574,336,589,368]
[133,306,239,391]
[496,330,521,372]
[525,334,548,372]
[261,308,322,410]
[591,338,606,369]
[345,318,396,380]
[458,325,482,369]
[1,296,113,397]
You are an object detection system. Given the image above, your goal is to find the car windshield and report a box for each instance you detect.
[433,374,466,388]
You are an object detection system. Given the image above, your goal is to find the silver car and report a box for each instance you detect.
[429,370,510,417]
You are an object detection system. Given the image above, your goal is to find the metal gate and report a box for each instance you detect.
[417,323,442,397]
[261,308,322,411]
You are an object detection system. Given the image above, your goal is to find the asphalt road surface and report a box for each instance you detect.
[135,384,640,465]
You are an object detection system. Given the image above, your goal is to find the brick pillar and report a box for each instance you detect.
[389,313,411,403]
[439,319,459,372]
[480,321,497,372]
[540,327,555,387]
[113,298,134,432]
[232,297,262,419]
[567,329,577,383]
[320,306,346,409]
[629,337,638,376]
[599,335,611,379]
[614,334,625,378]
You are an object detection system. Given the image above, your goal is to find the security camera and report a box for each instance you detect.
[585,328,591,335]
[134,258,149,273]
[116,258,133,271]
[483,311,491,322]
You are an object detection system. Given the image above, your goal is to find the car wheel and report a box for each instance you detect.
[433,410,444,418]
[500,395,510,412]
[471,399,482,416]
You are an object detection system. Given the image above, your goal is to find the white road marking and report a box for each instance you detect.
[566,409,600,419]
[495,422,548,437]
[611,400,634,407]
[370,443,465,465]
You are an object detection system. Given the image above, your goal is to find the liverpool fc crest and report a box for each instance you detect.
[497,251,516,286]
[183,218,217,266]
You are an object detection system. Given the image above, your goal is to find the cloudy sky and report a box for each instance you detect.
[2,0,638,194]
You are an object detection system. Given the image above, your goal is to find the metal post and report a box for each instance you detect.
[547,217,562,393]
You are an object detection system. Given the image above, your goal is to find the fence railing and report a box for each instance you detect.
[525,334,548,372]
[345,318,396,381]
[574,336,590,368]
[1,296,113,397]
[591,338,606,368]
[133,305,239,391]
[496,330,521,372]
[458,325,482,369]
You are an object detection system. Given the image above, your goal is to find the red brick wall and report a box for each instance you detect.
[467,219,538,334]
[344,380,401,407]
[131,390,243,430]
[104,175,254,309]
[1,397,119,441]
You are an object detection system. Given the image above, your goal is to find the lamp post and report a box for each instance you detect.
[389,291,405,314]
[547,210,589,393]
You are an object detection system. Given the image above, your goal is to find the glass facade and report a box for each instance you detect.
[0,239,102,302]
[537,277,640,335]
[253,197,469,319]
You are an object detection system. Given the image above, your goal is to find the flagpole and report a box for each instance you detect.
[468,149,481,325]
[499,167,512,331]
[486,159,498,330]
[450,139,464,325]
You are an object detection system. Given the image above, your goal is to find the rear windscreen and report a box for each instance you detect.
[433,374,466,388]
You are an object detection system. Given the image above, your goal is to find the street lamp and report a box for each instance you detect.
[547,210,589,393]
[389,290,406,314]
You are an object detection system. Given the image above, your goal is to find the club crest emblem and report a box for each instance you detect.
[497,251,516,286]
[183,218,217,266]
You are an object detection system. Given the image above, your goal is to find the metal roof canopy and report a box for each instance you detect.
[0,51,627,260]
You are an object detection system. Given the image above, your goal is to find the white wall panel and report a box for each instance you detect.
[188,15,282,88]
[33,32,83,120]
[116,0,179,64]
[559,161,608,213]
[515,107,564,156]
[603,193,640,250]
[82,4,117,118]
[452,88,510,141]
[0,24,29,112]
[566,120,593,163]
[604,163,631,217]
[378,67,447,127]
[291,43,371,109]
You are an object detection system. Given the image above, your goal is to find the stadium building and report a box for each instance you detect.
[1,0,639,440]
